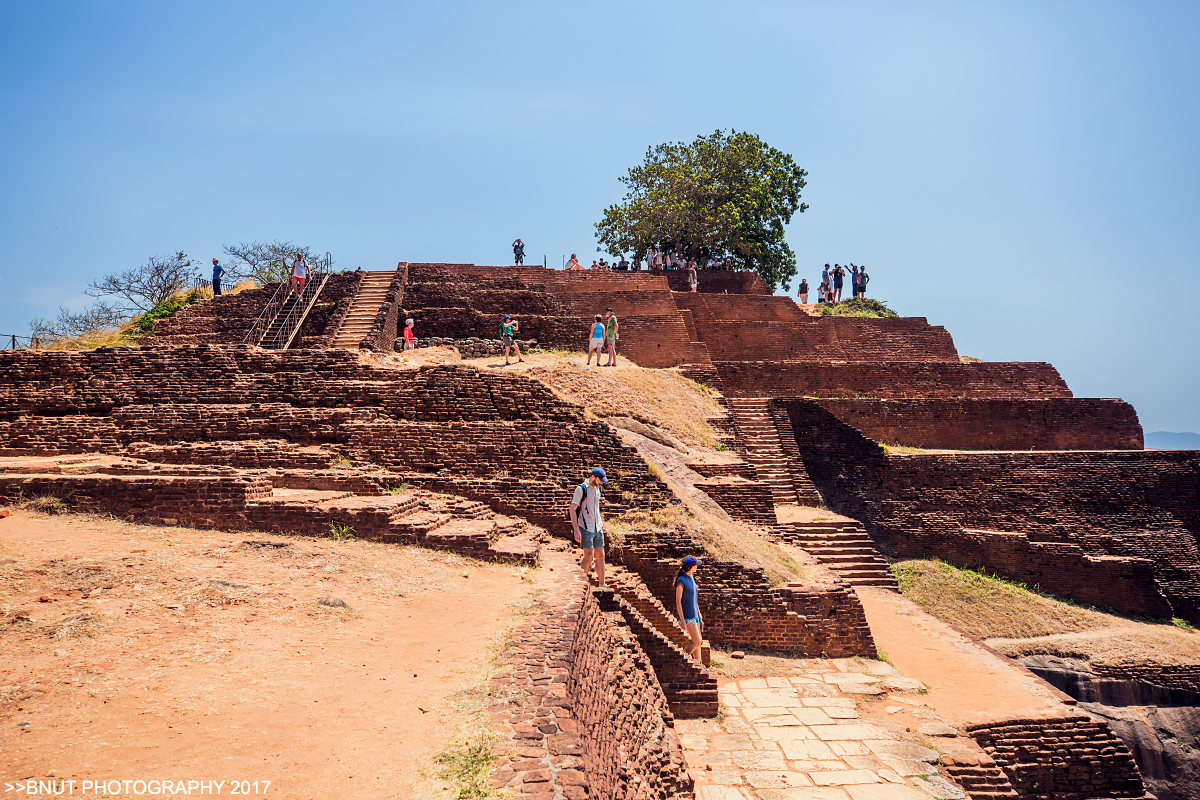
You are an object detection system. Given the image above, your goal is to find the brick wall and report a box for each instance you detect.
[612,593,718,718]
[693,480,777,525]
[964,714,1149,799]
[615,530,876,656]
[144,274,361,347]
[0,474,272,524]
[672,293,810,322]
[664,270,773,294]
[778,398,1200,622]
[715,360,1073,399]
[0,348,584,421]
[815,398,1143,450]
[568,587,694,799]
[693,318,959,362]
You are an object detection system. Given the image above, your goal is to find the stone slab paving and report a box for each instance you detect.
[678,658,972,800]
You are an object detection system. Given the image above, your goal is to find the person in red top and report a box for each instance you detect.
[402,318,415,351]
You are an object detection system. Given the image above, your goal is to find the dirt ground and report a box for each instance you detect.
[0,509,547,799]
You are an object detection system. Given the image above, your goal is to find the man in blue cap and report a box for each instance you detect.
[570,467,609,588]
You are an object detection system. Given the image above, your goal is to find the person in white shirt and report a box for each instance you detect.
[289,253,309,298]
[570,467,609,588]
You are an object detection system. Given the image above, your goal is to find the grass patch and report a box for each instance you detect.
[893,559,1200,668]
[1174,617,1197,632]
[384,483,411,495]
[892,559,1105,639]
[434,732,500,800]
[879,443,929,455]
[328,522,356,540]
[819,297,898,318]
[875,650,893,666]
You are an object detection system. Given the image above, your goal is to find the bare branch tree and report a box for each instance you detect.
[29,302,129,343]
[85,251,194,313]
[221,241,330,286]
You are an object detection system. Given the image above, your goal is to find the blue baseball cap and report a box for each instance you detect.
[683,556,702,568]
[591,467,608,483]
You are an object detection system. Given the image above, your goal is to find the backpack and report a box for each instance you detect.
[568,482,588,523]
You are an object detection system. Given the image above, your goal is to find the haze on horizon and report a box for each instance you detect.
[1,1,1197,432]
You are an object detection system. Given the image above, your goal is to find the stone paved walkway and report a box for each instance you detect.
[678,658,971,800]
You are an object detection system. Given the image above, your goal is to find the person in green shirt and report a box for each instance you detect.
[603,308,619,367]
[500,314,524,365]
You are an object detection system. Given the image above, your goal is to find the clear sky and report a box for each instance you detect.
[2,1,1197,431]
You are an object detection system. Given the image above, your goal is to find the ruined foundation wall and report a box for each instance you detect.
[715,360,1073,399]
[779,398,1200,622]
[815,397,1143,451]
[568,588,694,799]
[965,714,1149,799]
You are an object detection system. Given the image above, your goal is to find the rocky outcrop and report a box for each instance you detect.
[1020,655,1200,800]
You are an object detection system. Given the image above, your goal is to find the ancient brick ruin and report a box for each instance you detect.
[6,260,1193,798]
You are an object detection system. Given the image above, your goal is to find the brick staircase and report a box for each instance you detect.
[330,270,397,348]
[777,520,898,589]
[726,397,813,507]
[941,756,1020,799]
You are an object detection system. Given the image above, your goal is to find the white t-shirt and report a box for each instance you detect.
[571,482,602,533]
[293,259,308,278]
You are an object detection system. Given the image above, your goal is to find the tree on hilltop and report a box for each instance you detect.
[85,251,194,313]
[222,241,330,286]
[594,130,808,291]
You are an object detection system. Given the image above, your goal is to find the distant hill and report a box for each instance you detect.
[1145,431,1200,450]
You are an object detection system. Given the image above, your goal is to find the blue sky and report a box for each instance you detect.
[2,1,1197,431]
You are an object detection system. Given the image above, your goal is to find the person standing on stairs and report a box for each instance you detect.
[211,259,225,296]
[674,556,704,661]
[512,239,525,266]
[289,252,308,299]
[603,308,619,366]
[798,277,809,304]
[570,467,608,589]
[688,261,699,292]
[402,318,415,351]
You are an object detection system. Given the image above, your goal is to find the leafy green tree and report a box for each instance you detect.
[595,130,808,291]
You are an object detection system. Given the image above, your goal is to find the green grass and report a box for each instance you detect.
[819,297,898,318]
[875,650,893,666]
[384,483,411,495]
[328,521,356,540]
[434,732,500,800]
[1174,617,1197,632]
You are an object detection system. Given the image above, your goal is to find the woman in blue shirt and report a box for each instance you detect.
[674,556,704,661]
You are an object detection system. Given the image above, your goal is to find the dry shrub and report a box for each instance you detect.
[610,502,802,587]
[44,612,105,640]
[19,495,68,515]
[992,627,1200,668]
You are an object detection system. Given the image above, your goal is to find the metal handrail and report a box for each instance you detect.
[263,273,330,349]
[242,254,332,346]
[4,334,39,350]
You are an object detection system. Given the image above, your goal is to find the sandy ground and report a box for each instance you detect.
[856,587,1070,726]
[0,510,547,799]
